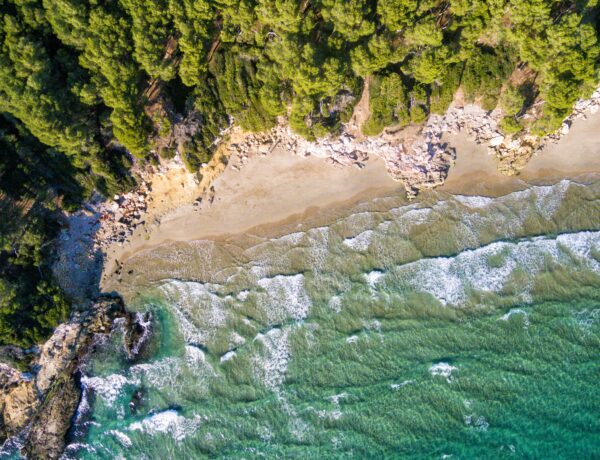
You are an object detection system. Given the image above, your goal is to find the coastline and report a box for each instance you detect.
[5,95,600,460]
[100,109,600,290]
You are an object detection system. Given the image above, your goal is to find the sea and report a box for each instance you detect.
[60,177,600,458]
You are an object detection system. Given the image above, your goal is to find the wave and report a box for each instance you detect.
[383,230,600,306]
[128,410,202,442]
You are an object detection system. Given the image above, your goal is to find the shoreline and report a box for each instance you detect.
[99,109,600,290]
[102,115,600,288]
[7,93,600,460]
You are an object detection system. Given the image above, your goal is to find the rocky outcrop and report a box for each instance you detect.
[23,372,81,460]
[227,107,504,197]
[488,86,600,175]
[0,297,128,459]
[227,121,455,197]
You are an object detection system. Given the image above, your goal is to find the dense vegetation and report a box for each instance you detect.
[1,0,599,346]
[0,115,76,346]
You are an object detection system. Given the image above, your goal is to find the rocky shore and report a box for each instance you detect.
[226,86,600,197]
[0,297,151,459]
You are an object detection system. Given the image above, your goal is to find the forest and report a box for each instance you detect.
[1,0,599,347]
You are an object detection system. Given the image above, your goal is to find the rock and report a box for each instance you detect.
[0,297,126,458]
[489,135,504,147]
[2,381,38,436]
[36,323,82,394]
[24,372,80,460]
[124,311,153,360]
[560,123,570,135]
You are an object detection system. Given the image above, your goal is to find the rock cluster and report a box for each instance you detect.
[228,84,600,195]
[227,106,504,196]
[94,180,151,250]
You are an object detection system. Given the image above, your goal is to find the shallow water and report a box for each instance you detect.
[64,178,600,458]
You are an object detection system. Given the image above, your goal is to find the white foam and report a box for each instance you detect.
[273,231,305,245]
[229,332,246,347]
[346,335,358,343]
[159,279,228,345]
[220,351,236,362]
[328,392,349,405]
[253,328,290,390]
[377,220,392,232]
[429,362,457,382]
[343,230,374,251]
[454,195,494,208]
[183,345,214,374]
[328,295,342,313]
[390,380,414,390]
[364,270,384,287]
[395,207,434,232]
[130,358,182,390]
[236,290,250,301]
[130,346,216,393]
[464,414,489,432]
[249,264,268,279]
[81,374,130,406]
[572,308,600,332]
[308,226,330,271]
[128,410,201,441]
[257,274,311,323]
[531,180,570,220]
[500,308,530,327]
[394,231,600,306]
[107,430,132,448]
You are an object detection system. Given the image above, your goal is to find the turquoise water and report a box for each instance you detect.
[65,179,600,459]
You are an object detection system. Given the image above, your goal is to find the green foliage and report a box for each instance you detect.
[0,116,78,347]
[462,46,515,111]
[2,0,599,156]
[363,73,408,136]
[497,82,529,135]
[210,51,278,132]
[168,0,212,86]
[499,116,523,135]
[0,0,600,343]
[120,0,176,81]
[0,0,599,347]
[318,0,375,44]
[430,64,463,114]
[506,0,600,134]
[500,83,527,115]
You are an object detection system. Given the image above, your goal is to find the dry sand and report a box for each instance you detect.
[101,146,400,285]
[101,111,600,287]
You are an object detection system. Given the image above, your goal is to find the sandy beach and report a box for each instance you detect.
[100,111,600,287]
